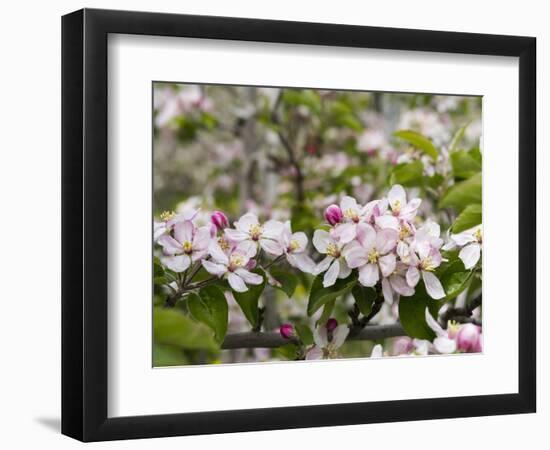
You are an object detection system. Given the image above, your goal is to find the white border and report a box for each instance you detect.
[108,34,519,417]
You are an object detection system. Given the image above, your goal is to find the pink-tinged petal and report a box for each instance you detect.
[323,260,340,287]
[192,226,212,250]
[388,185,407,209]
[160,254,191,273]
[397,241,411,261]
[459,243,481,269]
[389,274,415,296]
[375,198,389,215]
[424,307,445,337]
[406,266,420,287]
[442,240,457,251]
[288,253,316,274]
[355,223,376,248]
[158,235,183,255]
[174,220,194,244]
[451,231,476,246]
[375,214,400,231]
[313,229,331,254]
[201,259,227,277]
[260,238,284,256]
[371,344,383,358]
[235,268,263,285]
[279,222,292,248]
[224,228,249,242]
[400,198,422,221]
[422,271,445,300]
[234,240,258,259]
[330,223,356,244]
[433,337,457,354]
[340,195,358,213]
[456,323,482,352]
[191,249,208,262]
[262,220,285,239]
[235,213,259,233]
[153,223,167,241]
[313,326,328,347]
[315,255,334,275]
[208,242,230,265]
[381,278,394,305]
[429,248,443,268]
[344,247,368,269]
[338,260,352,279]
[376,228,399,254]
[228,273,248,292]
[332,324,349,348]
[415,240,432,261]
[290,232,308,253]
[306,346,323,360]
[358,263,379,287]
[378,253,396,278]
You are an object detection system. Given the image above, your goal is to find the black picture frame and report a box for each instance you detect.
[62,8,536,442]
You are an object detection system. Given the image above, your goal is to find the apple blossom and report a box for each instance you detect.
[210,210,229,232]
[386,184,421,222]
[329,196,369,244]
[443,225,482,270]
[306,322,349,360]
[456,323,482,353]
[157,221,211,272]
[324,204,343,226]
[313,229,352,287]
[202,240,263,293]
[267,221,316,273]
[344,223,398,288]
[153,209,198,241]
[224,213,284,254]
[425,308,457,354]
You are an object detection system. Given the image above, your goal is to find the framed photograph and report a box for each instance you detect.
[62,8,536,442]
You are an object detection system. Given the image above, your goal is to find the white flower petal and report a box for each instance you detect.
[338,260,352,279]
[424,307,445,337]
[370,344,383,358]
[313,326,328,347]
[378,254,396,278]
[314,255,334,275]
[208,242,230,265]
[388,185,407,209]
[228,272,248,292]
[381,277,394,305]
[323,260,340,287]
[262,220,285,239]
[375,214,400,231]
[422,271,445,300]
[201,259,227,277]
[459,243,481,269]
[313,229,331,253]
[376,228,398,255]
[434,337,457,354]
[260,238,284,256]
[235,213,259,233]
[331,325,349,348]
[406,266,420,287]
[160,254,191,273]
[358,263,379,287]
[330,223,356,244]
[235,268,263,285]
[306,346,324,360]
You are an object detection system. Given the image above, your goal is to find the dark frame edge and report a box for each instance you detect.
[61,8,85,441]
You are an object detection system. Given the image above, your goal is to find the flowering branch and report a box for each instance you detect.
[440,295,482,327]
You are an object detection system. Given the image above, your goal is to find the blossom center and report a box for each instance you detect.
[391,200,401,215]
[218,236,231,251]
[326,242,341,258]
[474,228,482,244]
[399,224,411,240]
[160,210,175,222]
[229,254,245,271]
[249,224,263,241]
[420,256,436,271]
[343,208,359,223]
[367,248,380,264]
[288,239,300,252]
[182,240,193,254]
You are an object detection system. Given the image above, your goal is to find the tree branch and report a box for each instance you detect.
[440,295,482,327]
[221,323,405,349]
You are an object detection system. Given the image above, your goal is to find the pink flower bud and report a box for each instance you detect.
[324,204,343,226]
[326,318,338,332]
[456,324,482,353]
[279,323,294,339]
[211,211,229,231]
[392,336,413,356]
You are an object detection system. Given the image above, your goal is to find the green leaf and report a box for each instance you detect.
[295,323,314,346]
[452,204,482,233]
[398,282,440,340]
[307,274,356,316]
[232,269,266,328]
[273,343,300,361]
[352,285,376,316]
[389,161,424,187]
[469,147,482,164]
[449,125,467,153]
[153,344,187,367]
[393,129,438,160]
[436,257,475,302]
[269,266,299,298]
[290,204,318,234]
[153,307,218,351]
[450,150,482,179]
[439,172,482,212]
[317,299,336,326]
[187,286,228,344]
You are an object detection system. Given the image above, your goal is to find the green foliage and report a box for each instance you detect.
[436,254,475,302]
[450,150,482,179]
[352,285,377,316]
[295,323,314,346]
[317,299,336,326]
[187,286,228,344]
[398,282,440,340]
[232,269,266,328]
[153,307,218,351]
[274,344,301,361]
[389,161,424,187]
[439,172,481,212]
[269,266,299,298]
[452,204,482,233]
[153,344,187,366]
[393,129,438,160]
[282,89,321,114]
[290,204,318,234]
[449,124,467,153]
[307,273,356,316]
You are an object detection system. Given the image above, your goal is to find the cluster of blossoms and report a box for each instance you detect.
[314,184,447,303]
[154,209,316,293]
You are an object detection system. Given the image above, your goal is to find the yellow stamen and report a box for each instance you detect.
[474,228,482,244]
[368,249,380,264]
[249,224,263,241]
[326,243,340,258]
[399,225,411,240]
[288,239,300,252]
[229,254,245,270]
[420,256,436,271]
[343,208,359,222]
[218,237,230,251]
[391,200,401,214]
[182,240,193,254]
[160,210,175,222]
